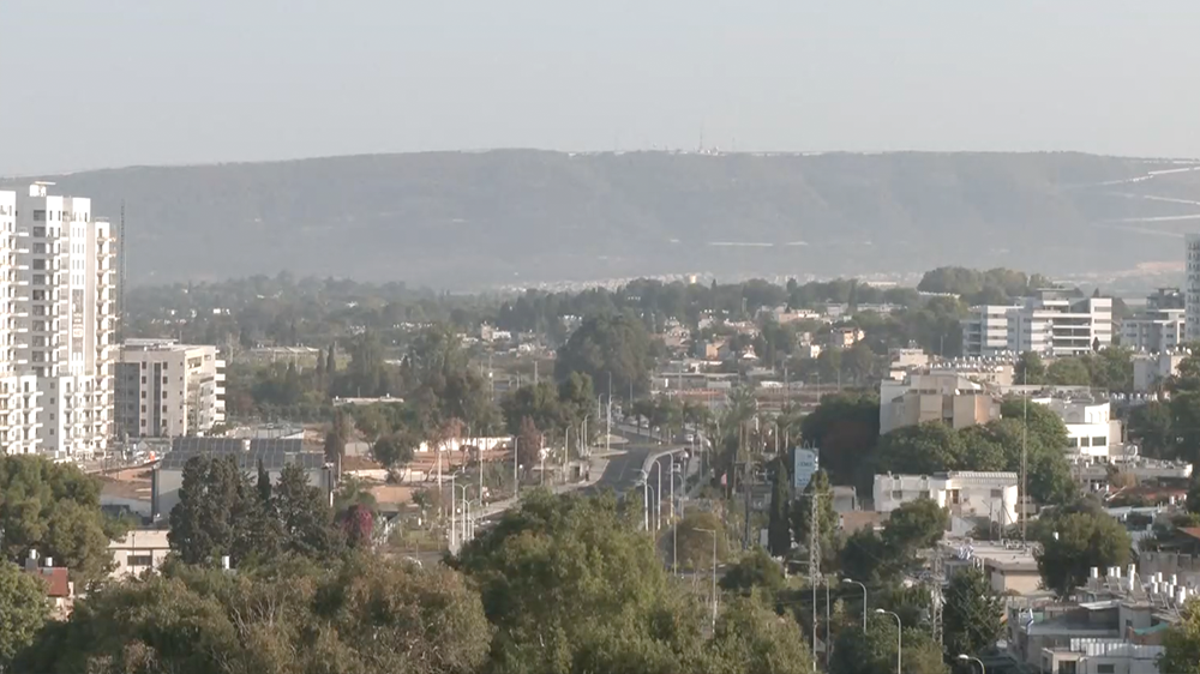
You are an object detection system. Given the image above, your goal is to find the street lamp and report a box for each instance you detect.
[695,527,719,633]
[842,578,868,631]
[451,481,469,552]
[958,654,985,674]
[875,609,902,674]
[652,459,664,531]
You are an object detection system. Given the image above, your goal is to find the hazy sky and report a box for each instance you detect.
[3,1,1200,175]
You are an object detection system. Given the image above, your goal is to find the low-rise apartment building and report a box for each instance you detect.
[1132,352,1185,392]
[873,471,1019,525]
[962,292,1113,358]
[1032,397,1123,459]
[116,339,225,438]
[1122,309,1185,354]
[879,373,1001,434]
[108,529,171,578]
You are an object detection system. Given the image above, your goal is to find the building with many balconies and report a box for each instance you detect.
[116,339,225,438]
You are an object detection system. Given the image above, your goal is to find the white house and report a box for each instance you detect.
[1032,398,1123,460]
[108,529,171,579]
[873,471,1019,525]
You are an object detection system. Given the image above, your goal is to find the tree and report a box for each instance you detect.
[840,528,899,585]
[1036,510,1132,596]
[371,429,418,469]
[876,421,965,475]
[719,547,786,596]
[0,456,114,586]
[830,614,948,674]
[1160,599,1200,674]
[1047,357,1092,386]
[1014,351,1046,385]
[673,511,729,571]
[555,313,656,397]
[338,503,375,548]
[0,560,49,670]
[767,460,792,557]
[168,455,252,565]
[323,408,352,465]
[943,566,1004,658]
[16,555,491,674]
[273,463,342,558]
[882,497,948,553]
[792,470,838,569]
[515,416,542,472]
[799,392,880,490]
[1128,400,1175,459]
[707,597,814,674]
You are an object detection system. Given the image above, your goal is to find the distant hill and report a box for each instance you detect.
[7,150,1200,289]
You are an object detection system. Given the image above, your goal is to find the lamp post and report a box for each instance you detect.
[842,578,868,632]
[875,609,902,674]
[695,527,718,632]
[451,481,468,552]
[958,654,985,674]
[652,459,663,531]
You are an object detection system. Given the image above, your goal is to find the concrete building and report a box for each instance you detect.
[108,529,171,578]
[0,192,45,454]
[828,327,865,349]
[1132,352,1185,392]
[116,339,225,438]
[1032,397,1123,459]
[885,347,930,380]
[1187,234,1200,341]
[3,183,116,459]
[1121,308,1185,353]
[1008,292,1113,357]
[873,471,1019,525]
[944,542,1042,595]
[962,304,1018,357]
[879,372,1001,435]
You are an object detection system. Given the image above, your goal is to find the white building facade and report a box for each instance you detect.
[0,192,43,454]
[1121,308,1185,353]
[1187,233,1200,341]
[1008,293,1113,357]
[1032,398,1123,460]
[116,339,225,438]
[0,184,115,458]
[873,471,1019,525]
[961,304,1018,357]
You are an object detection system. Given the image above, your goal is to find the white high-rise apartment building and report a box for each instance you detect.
[0,192,44,454]
[1186,234,1200,342]
[8,183,116,458]
[116,339,225,438]
[961,304,1019,357]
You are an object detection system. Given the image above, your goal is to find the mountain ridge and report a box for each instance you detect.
[4,149,1197,289]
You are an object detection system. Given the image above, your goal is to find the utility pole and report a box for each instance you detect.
[1021,364,1028,546]
[513,437,519,499]
[931,547,945,647]
[810,494,820,673]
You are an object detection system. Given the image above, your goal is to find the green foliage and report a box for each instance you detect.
[1036,509,1132,596]
[830,614,949,674]
[840,529,898,585]
[767,460,792,557]
[799,392,880,490]
[672,510,730,571]
[169,456,343,567]
[371,429,419,469]
[883,498,948,553]
[555,313,656,398]
[791,470,838,569]
[943,566,1004,658]
[0,559,49,670]
[719,548,786,596]
[708,597,814,674]
[876,421,965,475]
[15,554,491,674]
[0,455,114,586]
[1160,599,1200,674]
[917,267,1041,304]
[1128,400,1175,459]
[1015,352,1046,385]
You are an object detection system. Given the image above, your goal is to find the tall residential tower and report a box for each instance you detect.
[1186,234,1200,342]
[5,183,116,458]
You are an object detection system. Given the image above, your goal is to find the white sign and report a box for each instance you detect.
[793,448,819,491]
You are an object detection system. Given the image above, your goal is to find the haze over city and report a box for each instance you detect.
[3,5,1200,674]
[3,1,1200,175]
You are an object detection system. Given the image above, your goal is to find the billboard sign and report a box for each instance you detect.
[793,447,819,491]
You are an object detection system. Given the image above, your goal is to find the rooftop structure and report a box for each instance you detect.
[879,372,1001,434]
[873,471,1018,525]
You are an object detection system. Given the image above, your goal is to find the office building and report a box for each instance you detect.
[116,339,225,438]
[1187,234,1200,341]
[0,183,115,458]
[962,292,1113,358]
[1123,288,1186,353]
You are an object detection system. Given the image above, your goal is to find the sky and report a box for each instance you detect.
[2,1,1200,175]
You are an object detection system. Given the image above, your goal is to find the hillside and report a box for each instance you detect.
[8,150,1200,288]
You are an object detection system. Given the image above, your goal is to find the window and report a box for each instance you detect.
[1079,437,1091,447]
[32,210,45,222]
[127,554,153,567]
[891,490,903,500]
[140,405,145,413]
[140,376,146,384]
[140,391,145,399]
[919,490,930,499]
[1092,436,1107,447]
[1096,666,1114,674]
[162,405,168,412]
[161,391,167,399]
[162,376,168,384]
